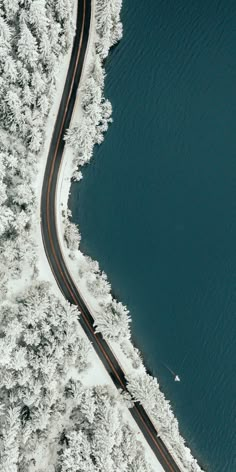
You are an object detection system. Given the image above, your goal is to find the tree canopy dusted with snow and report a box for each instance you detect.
[64,0,121,177]
[0,283,91,471]
[127,373,204,472]
[0,0,74,146]
[94,299,131,341]
[0,136,37,288]
[0,283,153,472]
[0,284,153,471]
[56,385,153,472]
[0,0,75,288]
[64,69,113,168]
[95,0,123,58]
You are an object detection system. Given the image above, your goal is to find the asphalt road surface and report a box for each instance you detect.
[41,1,182,471]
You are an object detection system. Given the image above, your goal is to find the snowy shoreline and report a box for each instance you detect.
[56,1,205,471]
[0,0,162,469]
[0,0,205,469]
[55,2,164,471]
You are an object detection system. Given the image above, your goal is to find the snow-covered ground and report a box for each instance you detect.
[32,0,205,470]
[33,3,77,292]
[33,0,164,470]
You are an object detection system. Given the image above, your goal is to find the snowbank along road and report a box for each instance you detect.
[41,0,182,470]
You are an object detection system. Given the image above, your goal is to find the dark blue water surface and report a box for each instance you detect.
[69,1,236,470]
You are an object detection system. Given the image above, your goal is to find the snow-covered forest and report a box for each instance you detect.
[0,0,154,471]
[0,0,204,470]
[0,0,75,291]
[64,0,122,178]
[0,283,152,471]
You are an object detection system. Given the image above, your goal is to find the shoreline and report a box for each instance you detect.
[55,2,204,472]
[54,3,164,470]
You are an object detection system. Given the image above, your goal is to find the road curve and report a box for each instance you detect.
[41,1,182,471]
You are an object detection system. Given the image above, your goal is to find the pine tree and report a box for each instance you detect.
[17,23,39,69]
[94,299,131,341]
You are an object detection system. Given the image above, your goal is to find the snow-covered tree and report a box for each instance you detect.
[127,372,204,471]
[86,270,111,298]
[0,406,21,472]
[120,339,142,369]
[94,299,131,341]
[64,116,95,165]
[64,219,81,256]
[56,385,153,472]
[95,0,123,58]
[0,283,93,470]
[17,23,39,68]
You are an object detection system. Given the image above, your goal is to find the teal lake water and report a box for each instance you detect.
[69,1,236,470]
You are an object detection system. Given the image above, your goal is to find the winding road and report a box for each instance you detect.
[41,1,182,471]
